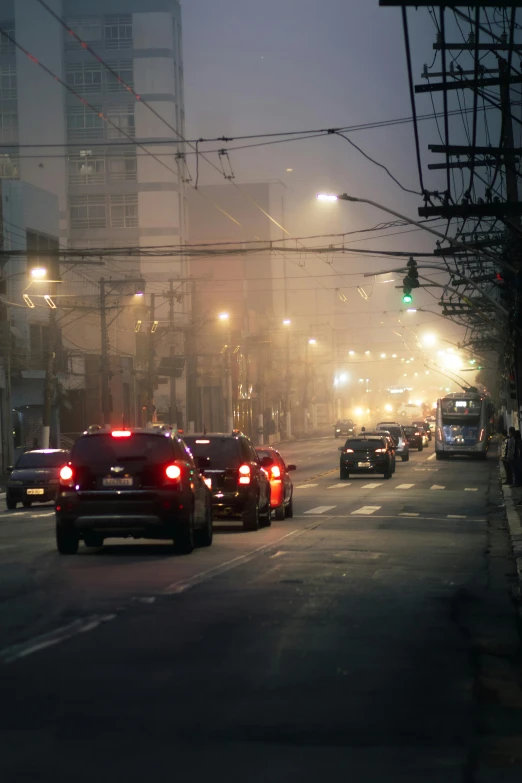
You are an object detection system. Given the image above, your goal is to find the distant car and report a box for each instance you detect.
[412,420,431,443]
[403,425,424,451]
[256,446,296,520]
[55,427,212,555]
[183,432,271,531]
[6,449,70,510]
[334,420,356,438]
[375,422,410,461]
[339,435,394,479]
[397,403,423,420]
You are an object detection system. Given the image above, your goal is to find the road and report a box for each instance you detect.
[0,435,520,781]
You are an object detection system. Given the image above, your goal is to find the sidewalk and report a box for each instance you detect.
[499,464,522,595]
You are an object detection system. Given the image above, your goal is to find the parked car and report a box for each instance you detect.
[6,449,70,510]
[55,427,212,555]
[256,446,296,520]
[183,432,271,531]
[403,425,424,451]
[375,422,410,461]
[334,419,356,438]
[339,435,394,479]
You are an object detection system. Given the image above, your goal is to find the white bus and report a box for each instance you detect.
[435,392,493,460]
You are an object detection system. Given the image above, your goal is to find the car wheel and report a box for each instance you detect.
[174,509,195,554]
[275,503,285,521]
[285,496,294,518]
[22,500,32,508]
[384,470,392,479]
[401,453,409,462]
[83,534,104,548]
[56,525,79,555]
[6,497,16,510]
[418,444,423,452]
[340,466,349,480]
[195,499,213,547]
[242,498,260,531]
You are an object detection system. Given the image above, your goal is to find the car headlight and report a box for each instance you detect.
[9,480,23,486]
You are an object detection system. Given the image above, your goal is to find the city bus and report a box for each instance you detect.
[435,391,493,460]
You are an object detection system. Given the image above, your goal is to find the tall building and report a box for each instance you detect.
[0,0,188,431]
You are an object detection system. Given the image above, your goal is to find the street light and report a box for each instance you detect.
[30,267,47,279]
[282,319,291,326]
[308,338,317,345]
[421,333,437,347]
[348,350,355,356]
[317,193,338,202]
[218,312,229,321]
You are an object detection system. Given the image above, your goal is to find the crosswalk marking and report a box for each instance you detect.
[303,506,336,515]
[464,488,478,492]
[427,453,437,461]
[395,484,414,490]
[295,484,318,489]
[430,484,445,490]
[447,515,466,519]
[327,483,351,489]
[399,512,420,517]
[361,483,383,489]
[351,506,381,515]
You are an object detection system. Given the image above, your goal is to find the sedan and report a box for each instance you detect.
[6,449,70,509]
[256,446,296,520]
[339,436,394,480]
[403,426,424,452]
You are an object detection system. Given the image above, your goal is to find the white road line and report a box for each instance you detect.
[295,484,318,489]
[30,512,54,518]
[448,515,466,519]
[351,506,381,515]
[430,485,445,490]
[328,483,351,488]
[399,512,420,517]
[427,453,437,461]
[304,506,336,515]
[361,483,383,489]
[464,488,478,492]
[395,484,414,490]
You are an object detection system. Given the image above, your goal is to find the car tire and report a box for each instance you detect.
[285,496,294,518]
[242,498,260,531]
[275,503,286,521]
[418,444,423,452]
[22,500,32,508]
[401,453,409,462]
[384,469,392,479]
[195,499,213,547]
[56,525,79,555]
[83,534,104,548]
[6,497,16,510]
[174,509,195,554]
[340,467,349,480]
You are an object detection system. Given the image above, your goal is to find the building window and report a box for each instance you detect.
[65,63,102,93]
[67,106,104,140]
[0,64,16,99]
[68,152,106,184]
[0,112,17,142]
[65,17,102,48]
[106,106,134,139]
[105,60,133,92]
[105,15,132,50]
[110,194,138,228]
[0,153,18,179]
[70,195,107,229]
[108,150,136,181]
[0,26,15,57]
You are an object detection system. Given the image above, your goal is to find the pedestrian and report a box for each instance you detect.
[512,429,522,487]
[501,429,513,485]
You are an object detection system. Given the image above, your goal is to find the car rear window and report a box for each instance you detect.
[183,437,241,469]
[379,426,400,439]
[16,451,69,468]
[71,434,174,465]
[345,439,384,451]
[403,426,418,435]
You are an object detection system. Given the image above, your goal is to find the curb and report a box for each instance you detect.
[500,469,522,590]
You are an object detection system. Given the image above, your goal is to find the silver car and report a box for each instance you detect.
[375,422,410,462]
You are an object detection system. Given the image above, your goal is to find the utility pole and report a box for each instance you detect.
[168,279,177,428]
[146,292,156,425]
[41,287,56,449]
[99,277,111,426]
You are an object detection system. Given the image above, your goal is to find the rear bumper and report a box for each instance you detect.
[341,459,389,473]
[7,487,57,502]
[211,488,251,515]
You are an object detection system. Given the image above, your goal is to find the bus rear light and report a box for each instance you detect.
[437,427,443,442]
[238,464,251,485]
[479,428,485,441]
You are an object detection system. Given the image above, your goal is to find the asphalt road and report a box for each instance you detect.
[0,435,519,781]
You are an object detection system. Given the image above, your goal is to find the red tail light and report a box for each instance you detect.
[414,431,420,436]
[374,448,387,453]
[60,465,73,481]
[437,427,443,441]
[238,464,251,484]
[271,465,281,481]
[343,448,354,454]
[165,464,181,480]
[112,430,131,438]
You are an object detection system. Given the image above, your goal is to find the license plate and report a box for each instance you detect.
[358,462,371,468]
[27,488,45,495]
[102,477,133,487]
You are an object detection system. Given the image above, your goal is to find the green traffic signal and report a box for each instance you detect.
[402,293,413,304]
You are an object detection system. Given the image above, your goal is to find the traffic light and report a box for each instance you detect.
[402,257,419,304]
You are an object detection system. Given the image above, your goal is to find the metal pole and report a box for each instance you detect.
[168,279,177,428]
[225,327,233,433]
[41,281,56,448]
[147,293,156,425]
[100,277,111,426]
[303,340,309,434]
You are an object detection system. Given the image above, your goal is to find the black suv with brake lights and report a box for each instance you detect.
[183,432,271,531]
[339,435,394,479]
[55,426,212,555]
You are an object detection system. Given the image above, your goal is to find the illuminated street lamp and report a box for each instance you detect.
[218,312,229,321]
[30,267,47,279]
[421,333,437,347]
[282,319,291,326]
[316,193,338,202]
[308,338,317,345]
[348,350,355,356]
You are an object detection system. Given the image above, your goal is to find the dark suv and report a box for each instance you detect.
[55,426,213,555]
[183,432,271,531]
[339,435,394,479]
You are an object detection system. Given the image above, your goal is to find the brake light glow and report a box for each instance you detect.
[271,465,281,480]
[165,464,181,480]
[195,439,210,444]
[238,464,251,484]
[414,431,420,436]
[60,465,73,481]
[374,448,387,453]
[344,448,354,454]
[112,430,131,438]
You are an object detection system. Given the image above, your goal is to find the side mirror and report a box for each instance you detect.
[260,456,274,468]
[6,466,13,473]
[195,455,210,470]
[287,464,296,472]
[338,447,344,452]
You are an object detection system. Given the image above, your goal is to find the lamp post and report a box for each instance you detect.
[219,312,234,433]
[282,319,292,439]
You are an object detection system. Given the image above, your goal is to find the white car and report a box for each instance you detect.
[397,403,423,419]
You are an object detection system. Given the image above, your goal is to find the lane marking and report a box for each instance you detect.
[427,453,437,461]
[328,483,351,488]
[304,506,336,515]
[295,483,318,489]
[269,550,287,559]
[448,515,466,519]
[464,488,478,492]
[430,485,445,490]
[361,483,383,489]
[399,512,420,517]
[351,506,381,515]
[395,484,414,490]
[30,512,54,518]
